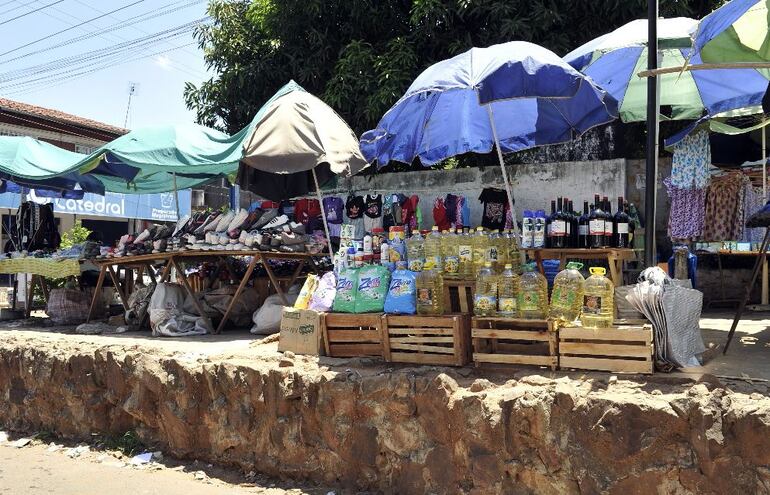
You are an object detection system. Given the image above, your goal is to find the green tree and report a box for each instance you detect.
[60,221,92,249]
[185,0,722,137]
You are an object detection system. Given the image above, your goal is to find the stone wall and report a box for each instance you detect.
[1,335,769,494]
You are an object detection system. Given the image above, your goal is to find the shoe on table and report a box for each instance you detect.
[214,210,235,232]
[263,214,289,230]
[227,208,249,232]
[252,209,278,230]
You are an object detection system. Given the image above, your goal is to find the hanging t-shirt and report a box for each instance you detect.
[364,194,382,218]
[345,195,365,219]
[323,196,344,225]
[479,188,510,231]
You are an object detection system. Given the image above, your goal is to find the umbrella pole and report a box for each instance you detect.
[485,104,525,265]
[312,167,335,263]
[763,124,768,305]
[173,172,180,222]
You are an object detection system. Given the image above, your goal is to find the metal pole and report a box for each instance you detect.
[644,0,660,267]
[312,167,335,263]
[485,104,525,265]
[172,172,180,222]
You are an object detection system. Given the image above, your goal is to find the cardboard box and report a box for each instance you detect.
[278,308,323,355]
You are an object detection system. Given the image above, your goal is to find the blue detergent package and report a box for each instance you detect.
[384,264,417,315]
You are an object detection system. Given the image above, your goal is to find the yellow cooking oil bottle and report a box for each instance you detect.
[486,230,501,272]
[503,229,520,267]
[580,267,615,328]
[549,262,585,322]
[406,230,425,272]
[474,262,498,316]
[497,263,519,317]
[458,229,474,279]
[416,260,444,315]
[517,263,548,319]
[424,226,443,273]
[441,228,460,279]
[471,227,489,275]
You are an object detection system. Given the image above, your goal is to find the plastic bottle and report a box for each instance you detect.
[441,228,460,279]
[486,230,501,272]
[471,227,488,275]
[521,210,534,249]
[494,229,508,270]
[474,262,498,316]
[424,226,443,272]
[363,233,372,253]
[416,261,444,315]
[406,230,425,272]
[549,262,586,322]
[497,264,519,317]
[533,210,546,248]
[581,267,615,328]
[517,263,548,319]
[458,229,473,279]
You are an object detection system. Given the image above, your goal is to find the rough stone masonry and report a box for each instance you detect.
[0,330,769,494]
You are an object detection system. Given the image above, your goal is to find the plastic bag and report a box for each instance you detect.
[354,265,391,313]
[251,284,300,335]
[149,283,210,337]
[332,268,358,313]
[294,275,319,309]
[309,272,336,312]
[384,268,417,315]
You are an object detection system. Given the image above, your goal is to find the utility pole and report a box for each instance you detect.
[123,82,137,128]
[645,1,659,267]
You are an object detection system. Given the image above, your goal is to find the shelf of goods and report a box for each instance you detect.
[442,279,476,314]
[558,323,654,374]
[471,318,558,371]
[321,313,386,358]
[382,315,471,367]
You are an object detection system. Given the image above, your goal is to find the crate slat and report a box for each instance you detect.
[473,353,557,367]
[471,329,552,341]
[389,336,455,344]
[471,317,557,370]
[390,343,455,354]
[389,352,457,366]
[559,326,650,343]
[386,315,460,327]
[560,342,652,359]
[324,313,384,327]
[326,329,381,342]
[388,328,455,336]
[328,343,384,357]
[559,356,652,374]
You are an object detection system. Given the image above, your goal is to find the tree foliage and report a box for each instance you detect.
[185,0,722,136]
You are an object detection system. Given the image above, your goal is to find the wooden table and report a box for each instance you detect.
[0,257,83,317]
[524,248,636,287]
[698,250,770,306]
[86,249,325,334]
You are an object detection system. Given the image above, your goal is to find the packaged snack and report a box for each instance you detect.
[294,274,319,309]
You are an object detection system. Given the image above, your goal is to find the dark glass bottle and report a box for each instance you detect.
[568,200,578,248]
[551,197,568,248]
[601,196,612,248]
[614,196,630,248]
[578,200,589,248]
[589,194,604,248]
[546,200,556,248]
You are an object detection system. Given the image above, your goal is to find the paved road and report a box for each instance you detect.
[0,441,326,495]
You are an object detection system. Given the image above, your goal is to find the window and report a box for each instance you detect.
[75,144,97,154]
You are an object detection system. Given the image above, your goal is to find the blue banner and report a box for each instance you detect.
[0,190,191,221]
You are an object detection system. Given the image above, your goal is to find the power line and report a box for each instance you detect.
[0,0,145,58]
[0,0,37,17]
[0,0,64,26]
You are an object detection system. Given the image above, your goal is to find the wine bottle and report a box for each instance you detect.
[551,197,568,248]
[589,194,604,248]
[546,200,556,248]
[578,200,589,248]
[614,196,630,248]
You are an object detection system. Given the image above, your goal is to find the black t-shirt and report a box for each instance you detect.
[345,195,365,219]
[364,194,382,218]
[479,188,511,230]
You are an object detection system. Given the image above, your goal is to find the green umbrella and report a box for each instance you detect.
[565,17,768,122]
[694,0,770,64]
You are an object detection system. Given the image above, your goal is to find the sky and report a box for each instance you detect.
[0,0,213,129]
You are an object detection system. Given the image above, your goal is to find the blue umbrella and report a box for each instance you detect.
[360,41,618,242]
[693,0,770,64]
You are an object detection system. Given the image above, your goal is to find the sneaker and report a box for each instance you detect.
[289,222,306,234]
[226,209,249,232]
[153,225,171,241]
[218,233,229,245]
[214,210,235,232]
[172,214,191,237]
[133,229,151,244]
[258,233,273,251]
[242,209,264,230]
[263,214,289,230]
[279,243,306,253]
[197,212,221,234]
[281,232,306,245]
[239,230,249,244]
[252,208,278,229]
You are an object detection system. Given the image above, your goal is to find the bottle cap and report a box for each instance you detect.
[589,267,607,276]
[566,262,584,270]
[432,226,439,231]
[505,264,512,270]
[484,262,492,267]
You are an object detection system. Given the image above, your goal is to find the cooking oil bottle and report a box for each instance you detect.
[497,263,519,317]
[406,230,425,272]
[458,229,474,279]
[474,262,498,316]
[471,227,488,276]
[549,262,585,323]
[581,267,615,328]
[441,228,460,279]
[416,261,444,315]
[494,230,508,271]
[517,263,548,319]
[486,230,501,271]
[424,226,443,273]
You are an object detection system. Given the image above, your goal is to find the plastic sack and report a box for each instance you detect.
[384,268,417,315]
[294,275,320,310]
[251,284,300,335]
[354,265,391,313]
[309,272,336,312]
[332,268,359,313]
[46,288,91,325]
[149,283,210,337]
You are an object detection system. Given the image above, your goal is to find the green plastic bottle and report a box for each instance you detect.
[549,262,585,323]
[497,263,519,317]
[581,267,615,328]
[474,262,498,316]
[517,263,548,319]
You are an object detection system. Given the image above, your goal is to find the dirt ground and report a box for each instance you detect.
[0,436,333,495]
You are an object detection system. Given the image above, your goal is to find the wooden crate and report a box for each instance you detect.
[383,315,470,366]
[558,325,654,374]
[472,318,558,370]
[442,280,476,314]
[321,313,385,358]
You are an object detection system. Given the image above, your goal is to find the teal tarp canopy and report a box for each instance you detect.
[78,123,242,194]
